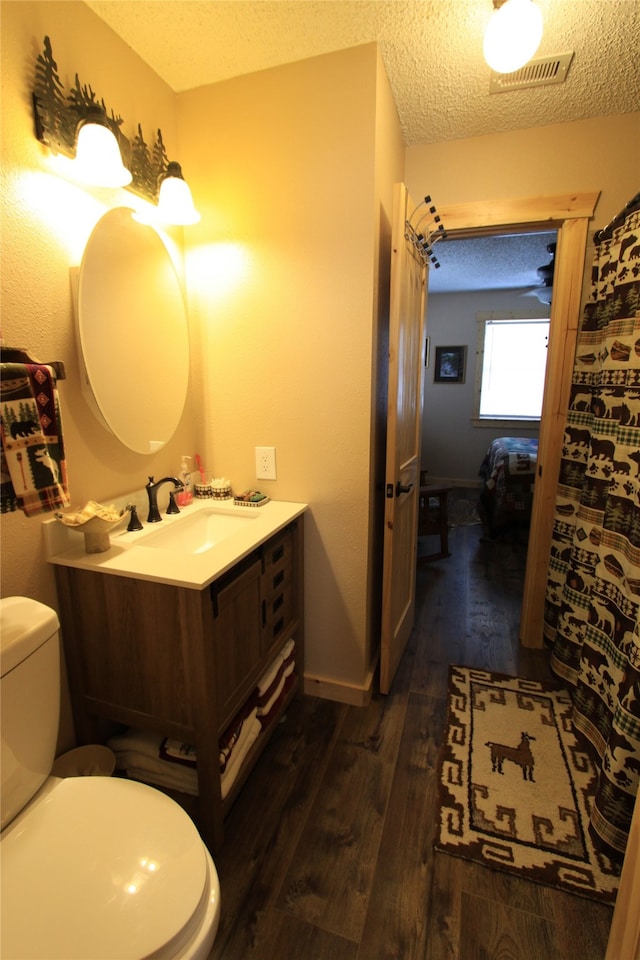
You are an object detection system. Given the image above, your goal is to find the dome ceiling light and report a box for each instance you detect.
[483,0,544,74]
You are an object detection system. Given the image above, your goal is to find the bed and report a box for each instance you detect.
[478,437,538,536]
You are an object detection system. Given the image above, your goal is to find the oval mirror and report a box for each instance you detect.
[76,207,189,454]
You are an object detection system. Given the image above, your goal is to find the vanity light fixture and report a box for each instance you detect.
[32,36,198,222]
[156,162,201,226]
[483,0,543,74]
[74,105,132,188]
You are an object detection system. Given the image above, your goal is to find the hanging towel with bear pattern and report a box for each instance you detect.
[1,363,70,516]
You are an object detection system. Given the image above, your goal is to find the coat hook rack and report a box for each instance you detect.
[404,194,447,269]
[0,346,66,381]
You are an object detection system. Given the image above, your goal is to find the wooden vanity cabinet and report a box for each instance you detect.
[54,517,304,852]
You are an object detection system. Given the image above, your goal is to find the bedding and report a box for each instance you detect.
[478,436,538,535]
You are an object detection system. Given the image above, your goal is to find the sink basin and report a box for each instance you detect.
[135,508,258,554]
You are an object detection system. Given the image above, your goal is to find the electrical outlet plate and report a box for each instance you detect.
[255,446,277,480]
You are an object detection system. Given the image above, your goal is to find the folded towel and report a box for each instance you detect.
[160,738,197,768]
[256,638,296,696]
[124,763,199,797]
[108,728,165,760]
[219,705,258,774]
[221,716,261,800]
[278,638,295,668]
[108,712,264,801]
[109,743,199,796]
[0,363,70,516]
[257,660,295,717]
[258,671,297,730]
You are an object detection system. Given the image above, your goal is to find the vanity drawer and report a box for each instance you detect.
[262,582,294,650]
[261,527,293,585]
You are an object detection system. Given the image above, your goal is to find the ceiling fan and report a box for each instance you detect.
[521,241,556,304]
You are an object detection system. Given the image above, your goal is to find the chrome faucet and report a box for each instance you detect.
[145,476,183,523]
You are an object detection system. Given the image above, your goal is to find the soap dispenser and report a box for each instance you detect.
[176,455,193,507]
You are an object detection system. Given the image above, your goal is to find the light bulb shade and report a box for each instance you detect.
[483,0,543,73]
[74,121,132,188]
[157,165,201,225]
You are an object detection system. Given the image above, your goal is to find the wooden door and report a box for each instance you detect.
[380,183,428,694]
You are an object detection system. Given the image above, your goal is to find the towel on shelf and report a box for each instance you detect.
[258,671,297,730]
[124,763,199,797]
[107,707,263,801]
[219,702,258,774]
[221,715,261,800]
[257,659,295,719]
[159,737,197,768]
[0,362,70,516]
[256,638,295,696]
[107,728,198,796]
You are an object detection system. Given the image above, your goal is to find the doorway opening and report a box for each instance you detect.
[422,229,557,492]
[417,192,598,647]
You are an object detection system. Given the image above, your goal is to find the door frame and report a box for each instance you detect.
[380,183,428,693]
[437,191,599,647]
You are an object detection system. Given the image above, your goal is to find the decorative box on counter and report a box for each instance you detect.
[233,490,270,508]
[194,476,232,500]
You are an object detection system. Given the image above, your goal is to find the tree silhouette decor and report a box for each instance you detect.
[32,36,172,203]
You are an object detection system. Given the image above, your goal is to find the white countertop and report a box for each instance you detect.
[44,498,307,590]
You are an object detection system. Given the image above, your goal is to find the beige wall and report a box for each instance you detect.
[406,113,640,236]
[177,43,404,698]
[1,5,404,722]
[407,111,639,488]
[0,1,196,748]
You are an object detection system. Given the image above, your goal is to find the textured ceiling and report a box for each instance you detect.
[83,0,638,294]
[85,0,640,147]
[428,231,556,294]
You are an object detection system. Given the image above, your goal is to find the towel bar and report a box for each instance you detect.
[0,346,66,380]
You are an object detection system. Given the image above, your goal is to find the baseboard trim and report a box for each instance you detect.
[304,670,375,707]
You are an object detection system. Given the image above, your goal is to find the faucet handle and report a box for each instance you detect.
[166,491,181,515]
[126,504,144,532]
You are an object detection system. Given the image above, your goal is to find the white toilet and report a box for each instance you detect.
[0,596,220,960]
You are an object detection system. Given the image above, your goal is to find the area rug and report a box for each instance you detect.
[447,489,481,527]
[436,665,621,903]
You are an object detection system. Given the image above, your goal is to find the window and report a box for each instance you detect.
[474,314,549,423]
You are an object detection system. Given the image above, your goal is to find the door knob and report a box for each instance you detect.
[395,481,414,497]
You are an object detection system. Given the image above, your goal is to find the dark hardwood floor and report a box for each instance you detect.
[208,513,614,960]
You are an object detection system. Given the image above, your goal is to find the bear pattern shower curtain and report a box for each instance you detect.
[543,203,640,860]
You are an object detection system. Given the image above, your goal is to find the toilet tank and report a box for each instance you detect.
[1,597,61,830]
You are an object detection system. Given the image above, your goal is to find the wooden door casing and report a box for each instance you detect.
[380,183,428,694]
[436,191,599,648]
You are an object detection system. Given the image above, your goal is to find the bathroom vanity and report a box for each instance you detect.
[47,499,306,851]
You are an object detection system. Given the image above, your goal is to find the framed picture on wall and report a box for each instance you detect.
[434,345,466,384]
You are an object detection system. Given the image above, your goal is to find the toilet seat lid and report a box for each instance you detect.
[1,776,209,960]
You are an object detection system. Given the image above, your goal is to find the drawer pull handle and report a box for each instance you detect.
[272,617,284,637]
[272,594,284,614]
[273,570,285,589]
[272,544,284,563]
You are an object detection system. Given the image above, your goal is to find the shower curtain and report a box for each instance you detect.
[543,203,640,861]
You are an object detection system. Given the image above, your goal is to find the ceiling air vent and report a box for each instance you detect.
[489,52,574,93]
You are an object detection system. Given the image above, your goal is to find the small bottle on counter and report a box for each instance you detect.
[176,455,193,506]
